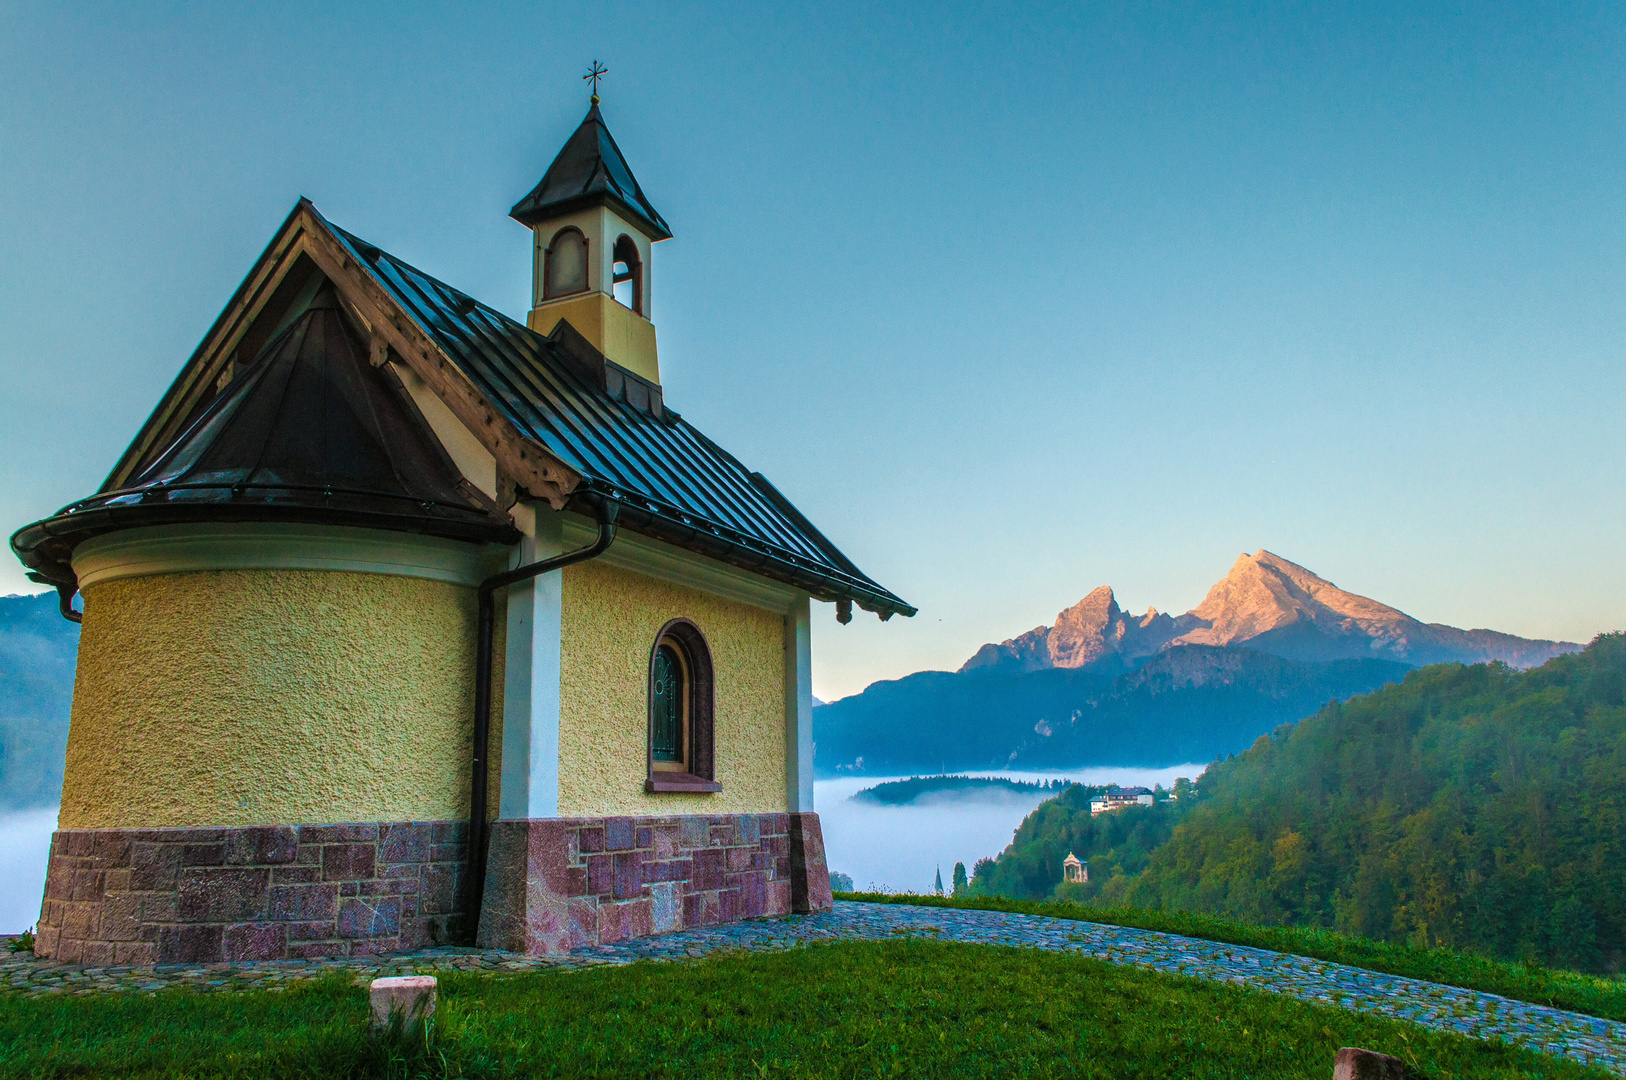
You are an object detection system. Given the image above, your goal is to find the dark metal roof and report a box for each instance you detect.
[11,286,520,586]
[509,104,672,240]
[325,214,913,618]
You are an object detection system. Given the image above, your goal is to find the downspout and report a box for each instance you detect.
[466,499,618,939]
[55,585,82,625]
[26,572,82,624]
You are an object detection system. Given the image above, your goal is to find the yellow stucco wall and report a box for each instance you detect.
[527,291,660,384]
[60,569,477,829]
[557,561,786,816]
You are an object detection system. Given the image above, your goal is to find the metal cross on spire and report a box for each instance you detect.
[584,61,608,105]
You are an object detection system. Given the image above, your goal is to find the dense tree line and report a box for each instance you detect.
[971,635,1626,972]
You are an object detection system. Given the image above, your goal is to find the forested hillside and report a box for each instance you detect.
[0,592,77,809]
[972,636,1626,972]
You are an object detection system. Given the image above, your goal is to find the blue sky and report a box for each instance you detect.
[3,2,1624,699]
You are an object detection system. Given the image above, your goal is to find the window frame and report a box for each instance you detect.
[645,618,719,793]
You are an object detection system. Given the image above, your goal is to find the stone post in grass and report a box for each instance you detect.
[1333,1047,1408,1080]
[370,976,437,1028]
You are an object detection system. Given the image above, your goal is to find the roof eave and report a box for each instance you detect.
[508,189,673,241]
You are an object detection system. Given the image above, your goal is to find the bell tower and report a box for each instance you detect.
[511,86,671,385]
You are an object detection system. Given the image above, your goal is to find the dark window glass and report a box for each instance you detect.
[652,643,683,762]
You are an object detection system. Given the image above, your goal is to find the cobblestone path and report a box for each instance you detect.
[5,901,1623,1074]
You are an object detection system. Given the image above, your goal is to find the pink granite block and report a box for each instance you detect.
[60,831,94,857]
[180,843,226,867]
[334,824,380,842]
[113,941,155,965]
[177,867,269,922]
[612,851,644,900]
[349,937,403,957]
[272,865,322,885]
[790,813,834,913]
[269,883,338,921]
[568,897,598,949]
[156,924,223,964]
[284,920,340,942]
[768,879,792,916]
[61,902,100,940]
[653,825,681,859]
[370,975,436,1026]
[1334,1048,1407,1080]
[322,844,376,882]
[585,854,612,896]
[225,826,298,866]
[525,820,576,897]
[79,941,115,966]
[224,922,287,961]
[678,817,710,849]
[338,897,401,938]
[579,825,605,853]
[69,869,105,902]
[420,863,461,914]
[55,936,84,963]
[34,925,61,957]
[91,832,134,868]
[738,871,767,917]
[694,848,726,891]
[137,892,178,923]
[598,898,652,944]
[100,894,143,941]
[285,941,348,959]
[604,818,635,851]
[380,823,431,864]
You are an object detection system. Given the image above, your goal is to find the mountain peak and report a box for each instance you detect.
[960,550,1580,674]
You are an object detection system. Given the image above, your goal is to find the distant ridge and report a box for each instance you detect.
[962,550,1578,675]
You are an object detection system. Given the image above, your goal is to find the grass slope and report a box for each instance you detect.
[0,940,1601,1079]
[843,893,1626,1023]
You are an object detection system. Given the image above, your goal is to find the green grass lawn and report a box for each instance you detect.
[0,939,1605,1079]
[842,892,1626,1023]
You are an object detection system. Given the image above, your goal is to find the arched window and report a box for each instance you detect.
[612,234,643,315]
[646,619,718,792]
[544,227,589,299]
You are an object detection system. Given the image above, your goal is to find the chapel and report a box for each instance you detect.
[12,92,912,964]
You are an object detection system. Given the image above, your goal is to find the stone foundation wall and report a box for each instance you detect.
[478,811,831,955]
[36,822,469,964]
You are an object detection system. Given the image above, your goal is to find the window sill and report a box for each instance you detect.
[645,773,721,794]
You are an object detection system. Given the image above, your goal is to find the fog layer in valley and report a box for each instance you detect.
[0,807,56,933]
[817,765,1205,895]
[0,766,1202,932]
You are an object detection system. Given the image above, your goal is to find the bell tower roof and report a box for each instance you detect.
[510,104,672,240]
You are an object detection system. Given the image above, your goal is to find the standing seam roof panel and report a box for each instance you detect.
[326,221,911,615]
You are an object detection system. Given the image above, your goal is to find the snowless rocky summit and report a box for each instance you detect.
[962,550,1579,674]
